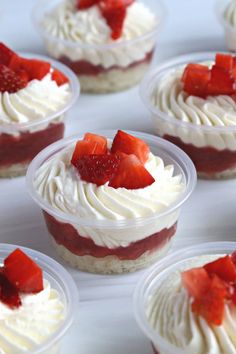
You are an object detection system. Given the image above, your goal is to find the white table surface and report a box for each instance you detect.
[1,0,236,353]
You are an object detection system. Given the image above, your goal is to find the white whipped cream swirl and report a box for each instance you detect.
[34,144,184,249]
[0,279,65,353]
[224,0,236,27]
[0,73,70,131]
[41,0,157,68]
[147,255,236,354]
[151,65,236,150]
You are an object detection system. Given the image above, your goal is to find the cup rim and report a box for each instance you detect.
[0,243,78,354]
[133,241,236,354]
[26,129,196,229]
[140,50,236,134]
[0,52,80,135]
[32,0,167,51]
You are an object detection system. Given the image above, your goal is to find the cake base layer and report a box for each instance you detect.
[0,162,29,178]
[163,134,236,179]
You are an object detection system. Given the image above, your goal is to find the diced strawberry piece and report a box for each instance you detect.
[4,249,43,294]
[9,56,51,81]
[0,43,16,66]
[204,255,236,282]
[111,130,150,164]
[75,154,121,186]
[108,154,155,189]
[231,285,236,305]
[0,64,27,93]
[52,69,69,86]
[232,251,236,265]
[182,64,210,98]
[71,133,107,166]
[191,275,227,326]
[181,267,211,299]
[207,65,234,96]
[76,0,99,9]
[0,272,21,309]
[215,53,233,72]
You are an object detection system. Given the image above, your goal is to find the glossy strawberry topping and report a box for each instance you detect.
[182,253,236,326]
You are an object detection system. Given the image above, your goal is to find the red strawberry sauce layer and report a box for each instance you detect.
[151,344,159,354]
[0,123,64,168]
[163,134,236,175]
[59,50,154,76]
[43,212,177,260]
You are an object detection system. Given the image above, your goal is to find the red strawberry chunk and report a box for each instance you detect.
[204,255,236,282]
[71,133,107,166]
[76,0,100,9]
[191,275,228,326]
[232,251,236,265]
[215,53,233,72]
[9,56,51,81]
[0,43,16,66]
[0,272,21,309]
[108,154,155,189]
[75,154,121,186]
[181,267,211,299]
[111,130,150,164]
[207,65,234,96]
[52,69,69,86]
[4,249,43,294]
[0,64,28,93]
[182,64,210,98]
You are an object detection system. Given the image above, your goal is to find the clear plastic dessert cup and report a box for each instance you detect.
[0,243,78,354]
[0,52,79,178]
[134,241,236,354]
[140,51,236,179]
[32,0,166,94]
[26,130,196,275]
[216,0,236,51]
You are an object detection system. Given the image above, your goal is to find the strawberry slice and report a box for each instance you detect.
[191,275,228,326]
[9,55,51,81]
[204,255,236,282]
[71,133,107,166]
[207,65,234,96]
[0,43,16,66]
[0,64,28,93]
[0,272,21,309]
[111,130,150,164]
[215,53,233,72]
[232,251,236,265]
[76,0,99,9]
[75,154,121,186]
[181,267,211,299]
[182,64,210,98]
[4,249,43,294]
[52,69,69,86]
[108,154,155,189]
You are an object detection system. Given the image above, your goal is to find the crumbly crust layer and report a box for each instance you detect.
[0,162,29,178]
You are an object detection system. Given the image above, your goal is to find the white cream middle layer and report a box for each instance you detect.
[0,280,65,353]
[151,65,236,150]
[0,73,70,132]
[41,0,157,68]
[34,144,184,249]
[147,255,236,354]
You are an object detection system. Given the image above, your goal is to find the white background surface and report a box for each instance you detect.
[1,0,236,353]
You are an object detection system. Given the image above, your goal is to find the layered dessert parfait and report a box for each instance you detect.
[33,0,163,93]
[0,43,78,178]
[27,130,196,274]
[134,242,236,354]
[217,0,236,51]
[141,52,236,179]
[0,246,74,354]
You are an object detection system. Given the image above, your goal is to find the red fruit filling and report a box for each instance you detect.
[163,134,236,175]
[44,211,177,260]
[181,53,236,97]
[111,130,150,164]
[0,122,64,169]
[59,50,154,76]
[0,43,69,93]
[182,252,236,326]
[71,131,155,189]
[0,248,44,309]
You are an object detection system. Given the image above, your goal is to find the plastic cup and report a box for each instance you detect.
[32,0,166,93]
[26,130,196,274]
[216,0,236,51]
[134,241,236,354]
[0,243,78,354]
[140,51,236,179]
[0,52,79,178]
